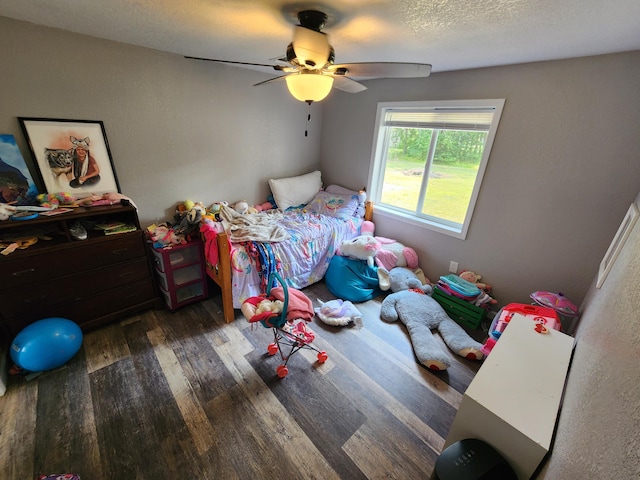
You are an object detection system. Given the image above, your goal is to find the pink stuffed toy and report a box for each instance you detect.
[360,220,419,271]
[254,201,274,212]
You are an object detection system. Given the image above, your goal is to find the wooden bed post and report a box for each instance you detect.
[215,232,236,323]
[364,200,374,222]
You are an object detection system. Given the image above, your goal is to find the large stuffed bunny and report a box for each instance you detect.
[360,220,419,270]
[379,267,484,370]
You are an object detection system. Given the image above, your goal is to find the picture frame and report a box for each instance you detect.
[0,134,41,205]
[18,118,121,196]
[596,201,639,288]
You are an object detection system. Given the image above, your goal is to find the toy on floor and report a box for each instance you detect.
[481,303,561,356]
[380,267,484,371]
[337,234,381,267]
[241,272,327,378]
[315,298,363,326]
[360,220,419,270]
[10,317,83,373]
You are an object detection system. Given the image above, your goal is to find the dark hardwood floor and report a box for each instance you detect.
[0,280,484,479]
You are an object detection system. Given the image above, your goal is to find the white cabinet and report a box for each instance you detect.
[443,314,574,479]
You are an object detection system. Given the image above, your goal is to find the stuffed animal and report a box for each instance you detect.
[174,201,205,235]
[254,201,274,212]
[338,235,381,267]
[255,298,284,315]
[360,220,419,270]
[207,201,228,221]
[232,200,257,214]
[380,267,484,370]
[149,224,185,247]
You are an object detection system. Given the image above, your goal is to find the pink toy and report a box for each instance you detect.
[254,201,274,212]
[359,220,419,270]
[481,303,560,356]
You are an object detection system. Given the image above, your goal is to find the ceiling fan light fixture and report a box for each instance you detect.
[285,71,334,103]
[292,26,330,69]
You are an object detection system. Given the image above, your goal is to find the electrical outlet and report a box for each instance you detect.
[449,261,459,273]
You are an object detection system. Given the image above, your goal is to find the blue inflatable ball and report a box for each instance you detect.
[10,317,83,372]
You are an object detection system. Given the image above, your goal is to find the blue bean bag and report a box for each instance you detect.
[324,255,382,302]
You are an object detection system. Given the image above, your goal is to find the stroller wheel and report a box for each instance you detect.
[317,351,328,363]
[267,343,278,355]
[276,365,289,378]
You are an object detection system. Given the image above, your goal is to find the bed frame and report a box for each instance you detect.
[204,201,374,323]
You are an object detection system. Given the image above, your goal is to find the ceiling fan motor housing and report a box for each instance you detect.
[297,10,327,32]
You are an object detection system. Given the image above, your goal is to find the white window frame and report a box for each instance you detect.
[367,99,505,239]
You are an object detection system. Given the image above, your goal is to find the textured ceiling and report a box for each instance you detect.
[1,0,639,73]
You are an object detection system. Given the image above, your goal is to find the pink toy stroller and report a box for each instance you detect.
[241,272,328,378]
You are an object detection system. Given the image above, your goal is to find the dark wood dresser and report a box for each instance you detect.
[0,203,160,340]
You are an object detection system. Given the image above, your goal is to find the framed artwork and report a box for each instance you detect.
[596,201,639,288]
[18,118,120,196]
[0,134,40,205]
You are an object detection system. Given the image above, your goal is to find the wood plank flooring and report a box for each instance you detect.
[0,280,484,479]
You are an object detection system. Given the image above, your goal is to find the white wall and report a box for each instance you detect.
[0,16,323,226]
[320,51,640,310]
[537,193,640,478]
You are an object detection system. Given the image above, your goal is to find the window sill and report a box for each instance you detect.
[373,204,468,240]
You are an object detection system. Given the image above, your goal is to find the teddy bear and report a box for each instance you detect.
[379,267,484,370]
[359,220,419,270]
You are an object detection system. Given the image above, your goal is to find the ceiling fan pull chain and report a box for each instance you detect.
[305,102,311,137]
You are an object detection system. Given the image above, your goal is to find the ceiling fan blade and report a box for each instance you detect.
[328,62,432,80]
[184,56,286,72]
[331,75,367,93]
[253,76,288,87]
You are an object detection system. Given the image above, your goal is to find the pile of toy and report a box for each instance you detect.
[147,200,206,248]
[436,271,497,307]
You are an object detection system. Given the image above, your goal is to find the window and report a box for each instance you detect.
[367,99,505,239]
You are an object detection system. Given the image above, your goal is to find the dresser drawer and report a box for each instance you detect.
[1,257,152,318]
[0,233,147,288]
[2,279,157,336]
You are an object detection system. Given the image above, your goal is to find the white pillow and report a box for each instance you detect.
[269,170,322,211]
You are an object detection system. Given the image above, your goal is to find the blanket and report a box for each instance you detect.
[219,204,290,243]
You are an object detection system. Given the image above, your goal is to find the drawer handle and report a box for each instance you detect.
[111,248,129,255]
[12,268,35,277]
[119,272,133,279]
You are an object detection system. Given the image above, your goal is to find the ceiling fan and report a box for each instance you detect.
[185,10,432,103]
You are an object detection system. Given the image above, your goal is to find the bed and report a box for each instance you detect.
[200,172,373,323]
